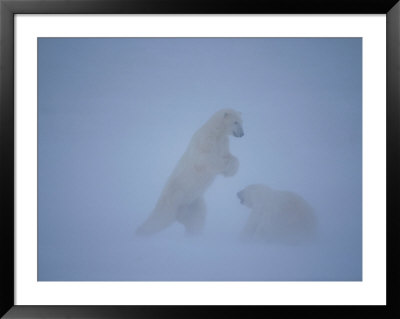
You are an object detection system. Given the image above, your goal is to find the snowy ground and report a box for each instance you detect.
[38,173,361,282]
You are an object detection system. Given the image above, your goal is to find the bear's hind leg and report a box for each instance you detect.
[177,197,206,236]
[136,210,176,236]
[222,155,239,177]
[136,189,185,236]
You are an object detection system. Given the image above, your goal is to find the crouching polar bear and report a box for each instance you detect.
[237,184,317,244]
[136,109,244,236]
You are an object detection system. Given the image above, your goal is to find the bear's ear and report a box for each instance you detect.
[224,112,229,118]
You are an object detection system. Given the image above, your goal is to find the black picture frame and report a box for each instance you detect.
[1,0,399,318]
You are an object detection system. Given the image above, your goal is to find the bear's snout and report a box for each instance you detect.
[233,127,244,137]
[237,191,244,204]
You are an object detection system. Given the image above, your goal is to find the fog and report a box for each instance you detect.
[38,38,362,281]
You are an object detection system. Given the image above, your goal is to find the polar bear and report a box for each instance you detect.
[136,109,244,236]
[237,184,317,244]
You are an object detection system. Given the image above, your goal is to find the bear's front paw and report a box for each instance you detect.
[222,156,239,177]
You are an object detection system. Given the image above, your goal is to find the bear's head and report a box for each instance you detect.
[219,109,244,138]
[237,184,272,209]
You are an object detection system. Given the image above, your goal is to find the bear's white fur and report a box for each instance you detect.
[237,184,317,244]
[137,109,244,236]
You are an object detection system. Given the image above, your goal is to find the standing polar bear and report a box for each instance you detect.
[136,109,244,236]
[237,184,317,244]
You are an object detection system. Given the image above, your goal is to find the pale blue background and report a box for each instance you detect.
[38,38,362,281]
